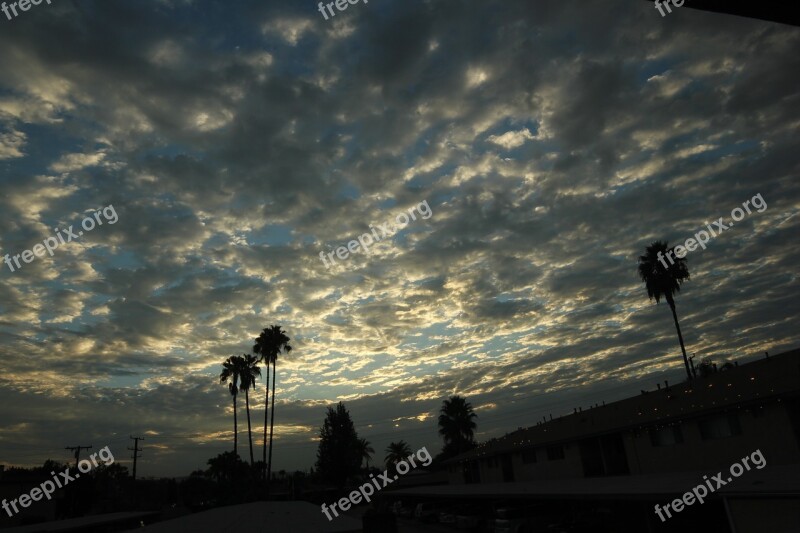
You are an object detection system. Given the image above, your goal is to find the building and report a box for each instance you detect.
[387,348,800,532]
[445,348,800,485]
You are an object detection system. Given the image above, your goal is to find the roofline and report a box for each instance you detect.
[445,348,800,465]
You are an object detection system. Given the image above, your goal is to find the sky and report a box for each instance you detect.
[0,0,798,478]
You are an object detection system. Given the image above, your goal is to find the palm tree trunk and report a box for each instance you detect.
[667,298,692,380]
[263,358,269,475]
[232,393,238,458]
[245,388,254,465]
[267,359,277,488]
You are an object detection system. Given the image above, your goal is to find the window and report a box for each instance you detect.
[579,434,630,477]
[649,425,684,447]
[522,448,537,464]
[546,444,565,461]
[698,413,742,440]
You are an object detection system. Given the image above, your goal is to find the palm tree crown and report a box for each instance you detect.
[385,440,413,469]
[637,240,690,305]
[438,395,478,446]
[357,437,374,469]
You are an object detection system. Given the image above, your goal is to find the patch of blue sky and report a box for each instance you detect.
[90,249,146,272]
[3,123,92,178]
[377,197,398,210]
[94,374,151,389]
[406,165,453,190]
[138,143,206,161]
[248,223,294,246]
[335,182,361,202]
[398,322,463,352]
[323,309,351,327]
[637,58,678,85]
[484,116,540,142]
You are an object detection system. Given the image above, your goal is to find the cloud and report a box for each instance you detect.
[0,0,797,476]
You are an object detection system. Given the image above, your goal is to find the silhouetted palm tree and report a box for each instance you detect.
[385,440,412,473]
[253,325,292,484]
[357,437,374,470]
[240,354,261,466]
[438,395,478,456]
[219,356,242,457]
[638,240,692,380]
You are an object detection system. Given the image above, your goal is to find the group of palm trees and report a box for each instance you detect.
[219,325,292,483]
[362,396,478,474]
[353,440,414,473]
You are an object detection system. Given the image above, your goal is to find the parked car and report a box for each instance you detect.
[455,506,487,530]
[414,502,439,523]
[548,507,618,533]
[494,505,561,533]
[438,506,458,524]
[392,501,413,518]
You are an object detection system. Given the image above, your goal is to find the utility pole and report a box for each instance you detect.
[65,446,92,469]
[128,436,144,481]
[64,445,91,517]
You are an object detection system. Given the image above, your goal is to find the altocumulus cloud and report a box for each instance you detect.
[0,0,798,476]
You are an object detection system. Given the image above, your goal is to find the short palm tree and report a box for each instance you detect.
[638,240,692,380]
[357,438,374,470]
[438,395,478,456]
[219,356,242,457]
[240,354,262,466]
[253,325,292,484]
[385,440,412,473]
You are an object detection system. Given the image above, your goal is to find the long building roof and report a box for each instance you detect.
[386,463,800,500]
[447,348,800,464]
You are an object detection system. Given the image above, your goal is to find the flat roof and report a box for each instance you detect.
[385,464,800,501]
[132,501,361,533]
[4,511,158,532]
[448,348,800,464]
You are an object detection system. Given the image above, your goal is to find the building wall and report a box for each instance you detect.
[451,400,800,484]
[727,497,800,533]
[628,403,800,476]
[509,444,584,482]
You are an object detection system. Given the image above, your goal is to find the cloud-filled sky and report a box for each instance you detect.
[1,0,798,477]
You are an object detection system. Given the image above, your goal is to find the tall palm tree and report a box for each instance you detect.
[357,438,374,470]
[253,332,271,473]
[385,441,413,474]
[638,240,692,380]
[219,356,242,457]
[240,354,262,466]
[253,325,292,484]
[438,395,478,456]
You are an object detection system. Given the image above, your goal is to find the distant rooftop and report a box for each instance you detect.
[133,501,361,533]
[448,348,800,464]
[4,511,157,532]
